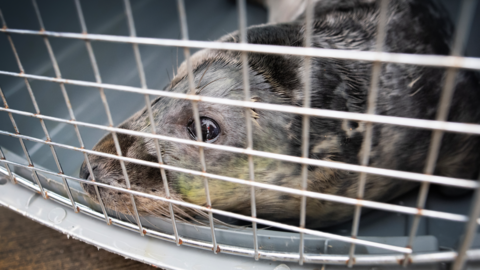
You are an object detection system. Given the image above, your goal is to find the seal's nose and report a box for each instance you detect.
[80,163,99,196]
[80,163,97,180]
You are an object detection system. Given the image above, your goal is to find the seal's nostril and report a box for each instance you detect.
[80,164,98,180]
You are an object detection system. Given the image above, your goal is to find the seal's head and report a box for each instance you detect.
[78,19,419,228]
[80,43,324,225]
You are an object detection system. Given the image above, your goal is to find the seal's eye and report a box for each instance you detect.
[187,117,221,143]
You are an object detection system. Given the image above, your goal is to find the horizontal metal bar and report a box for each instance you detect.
[0,162,411,253]
[0,106,477,190]
[2,70,480,137]
[0,131,473,224]
[1,28,480,70]
[303,249,480,265]
[4,166,480,265]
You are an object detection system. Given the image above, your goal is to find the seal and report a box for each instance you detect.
[80,0,480,228]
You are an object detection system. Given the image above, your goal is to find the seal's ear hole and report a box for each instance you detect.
[349,121,359,129]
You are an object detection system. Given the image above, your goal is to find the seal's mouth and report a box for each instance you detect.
[79,163,94,196]
[80,180,99,202]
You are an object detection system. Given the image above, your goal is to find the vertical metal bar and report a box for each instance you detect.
[348,0,389,267]
[0,147,14,184]
[237,0,259,260]
[27,0,84,211]
[403,0,477,267]
[0,9,6,29]
[123,0,180,243]
[299,0,314,265]
[0,87,45,197]
[452,175,480,270]
[0,9,59,201]
[449,1,478,269]
[34,0,144,224]
[176,0,218,253]
[0,13,18,184]
[322,239,330,269]
[74,0,140,235]
[74,0,113,225]
[45,0,144,232]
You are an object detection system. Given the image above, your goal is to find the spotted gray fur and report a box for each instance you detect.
[80,0,480,228]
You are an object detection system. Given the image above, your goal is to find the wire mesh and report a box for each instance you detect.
[0,0,479,268]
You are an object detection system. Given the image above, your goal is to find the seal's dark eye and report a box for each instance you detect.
[187,117,221,143]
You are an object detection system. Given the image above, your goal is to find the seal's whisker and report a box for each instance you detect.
[198,77,226,93]
[111,200,120,220]
[175,46,179,77]
[120,199,136,224]
[166,68,171,82]
[105,196,120,221]
[152,207,170,220]
[189,207,243,228]
[152,206,201,226]
[196,60,214,88]
[172,205,208,225]
[142,209,166,231]
[173,205,217,226]
[227,32,237,43]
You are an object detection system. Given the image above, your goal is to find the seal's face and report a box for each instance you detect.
[80,58,306,223]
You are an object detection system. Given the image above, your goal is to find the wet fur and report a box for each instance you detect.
[81,0,480,228]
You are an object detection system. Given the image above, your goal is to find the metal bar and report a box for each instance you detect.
[9,5,80,211]
[42,0,119,225]
[0,161,412,254]
[176,0,218,253]
[449,0,480,268]
[452,173,480,270]
[73,0,114,225]
[304,249,480,265]
[299,0,314,265]
[0,129,475,225]
[0,147,14,183]
[403,0,477,266]
[2,164,480,266]
[1,28,480,70]
[3,165,465,266]
[123,0,180,242]
[0,7,53,200]
[5,165,474,268]
[0,1,479,265]
[237,0,259,261]
[348,0,390,267]
[1,106,478,190]
[0,9,6,28]
[3,70,480,136]
[0,86,46,198]
[31,0,90,211]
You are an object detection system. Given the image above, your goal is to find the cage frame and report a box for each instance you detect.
[0,0,479,269]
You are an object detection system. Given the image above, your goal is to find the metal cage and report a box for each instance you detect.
[1,0,480,269]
